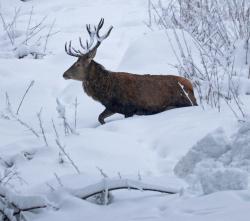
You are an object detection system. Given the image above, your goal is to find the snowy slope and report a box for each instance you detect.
[0,0,250,221]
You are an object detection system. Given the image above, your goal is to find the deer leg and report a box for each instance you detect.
[98,108,114,125]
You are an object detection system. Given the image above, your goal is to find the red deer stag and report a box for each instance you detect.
[63,18,197,124]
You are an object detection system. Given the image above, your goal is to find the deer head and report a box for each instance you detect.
[63,18,113,81]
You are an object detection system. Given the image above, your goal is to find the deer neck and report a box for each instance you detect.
[83,60,111,101]
[85,60,109,82]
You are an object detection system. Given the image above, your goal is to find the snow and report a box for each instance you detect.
[0,0,250,220]
[118,29,199,74]
[174,121,250,194]
[199,168,248,194]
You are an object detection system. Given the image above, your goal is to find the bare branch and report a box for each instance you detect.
[69,178,179,200]
[5,92,39,138]
[51,118,59,139]
[16,80,35,115]
[37,108,48,146]
[43,19,56,53]
[55,139,80,174]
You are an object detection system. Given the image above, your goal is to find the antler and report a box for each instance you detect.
[65,18,113,58]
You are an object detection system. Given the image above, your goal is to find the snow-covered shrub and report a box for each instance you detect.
[174,120,250,194]
[174,128,230,178]
[0,184,53,221]
[230,121,250,171]
[56,99,76,136]
[0,7,56,59]
[148,0,250,118]
[198,168,248,194]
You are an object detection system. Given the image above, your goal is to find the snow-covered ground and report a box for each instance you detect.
[0,0,250,220]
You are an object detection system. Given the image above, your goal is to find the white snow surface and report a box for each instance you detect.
[174,122,250,194]
[0,0,250,220]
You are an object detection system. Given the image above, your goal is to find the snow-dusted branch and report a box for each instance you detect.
[16,80,35,115]
[73,97,78,131]
[69,178,180,200]
[51,118,59,139]
[5,92,39,138]
[56,99,76,136]
[55,139,80,174]
[0,185,56,221]
[0,6,58,59]
[37,108,48,146]
[149,0,248,119]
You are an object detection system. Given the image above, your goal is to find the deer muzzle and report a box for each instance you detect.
[63,72,70,80]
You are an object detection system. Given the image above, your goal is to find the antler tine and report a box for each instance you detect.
[65,41,83,57]
[79,37,86,50]
[96,18,113,42]
[86,23,96,50]
[65,41,72,55]
[97,26,113,41]
[72,46,84,56]
[86,40,89,51]
[68,41,75,55]
[65,18,113,58]
[86,24,93,35]
[65,42,69,54]
[97,18,104,31]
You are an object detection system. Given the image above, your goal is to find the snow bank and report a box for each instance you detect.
[174,122,250,194]
[174,128,230,178]
[118,29,200,74]
[199,168,248,194]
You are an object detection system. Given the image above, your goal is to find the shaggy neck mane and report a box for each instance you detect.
[83,60,111,102]
[87,60,109,79]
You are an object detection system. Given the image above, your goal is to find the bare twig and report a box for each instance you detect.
[96,167,108,178]
[37,108,48,146]
[0,10,14,45]
[52,118,59,139]
[56,99,76,136]
[43,18,56,53]
[54,173,63,187]
[118,172,122,179]
[5,92,39,138]
[74,97,79,130]
[16,80,35,115]
[25,6,34,45]
[55,139,80,174]
[15,117,39,138]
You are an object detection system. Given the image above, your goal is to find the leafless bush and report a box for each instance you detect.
[148,0,249,119]
[0,6,58,59]
[0,185,56,221]
[56,99,77,136]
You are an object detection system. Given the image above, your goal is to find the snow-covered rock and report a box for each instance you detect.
[174,122,250,194]
[174,128,230,178]
[199,168,248,194]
